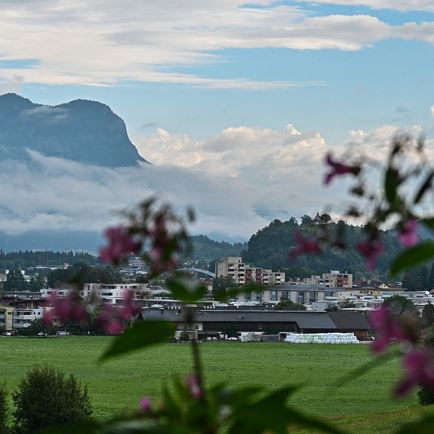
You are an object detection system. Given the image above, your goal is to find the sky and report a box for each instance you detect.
[0,0,434,243]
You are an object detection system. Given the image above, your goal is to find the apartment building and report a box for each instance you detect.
[215,257,246,285]
[215,257,285,287]
[290,270,353,289]
[0,306,14,331]
[41,283,150,305]
[12,307,45,329]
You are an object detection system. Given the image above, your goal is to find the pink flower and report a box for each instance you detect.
[47,292,87,323]
[139,397,152,413]
[399,219,419,247]
[369,305,410,353]
[98,304,124,335]
[104,319,124,335]
[395,349,434,397]
[289,231,321,258]
[119,290,140,320]
[324,153,361,186]
[186,374,203,399]
[43,309,55,326]
[99,226,141,265]
[357,238,384,271]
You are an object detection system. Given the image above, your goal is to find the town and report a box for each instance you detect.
[1,255,432,343]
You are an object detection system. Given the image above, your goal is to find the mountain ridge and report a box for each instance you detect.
[0,93,147,167]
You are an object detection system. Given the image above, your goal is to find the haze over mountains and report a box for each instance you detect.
[0,93,146,168]
[0,93,342,252]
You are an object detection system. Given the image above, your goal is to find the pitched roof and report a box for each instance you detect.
[328,311,372,331]
[141,309,338,330]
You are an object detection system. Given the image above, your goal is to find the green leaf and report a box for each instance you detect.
[422,218,434,232]
[166,278,207,303]
[396,415,434,434]
[37,420,101,434]
[100,320,175,361]
[214,282,263,302]
[228,387,345,434]
[385,167,399,205]
[283,408,347,434]
[101,421,169,434]
[414,171,434,204]
[390,241,434,276]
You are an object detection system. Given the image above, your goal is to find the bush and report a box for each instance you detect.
[0,382,8,434]
[12,366,92,434]
[418,332,434,405]
[418,385,434,405]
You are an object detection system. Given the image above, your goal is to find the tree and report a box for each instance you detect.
[402,266,429,291]
[212,276,235,299]
[47,263,122,288]
[320,213,332,224]
[338,300,356,309]
[422,303,434,329]
[275,300,306,311]
[27,274,46,292]
[18,319,58,337]
[0,382,8,434]
[428,263,434,291]
[300,215,313,225]
[418,333,434,405]
[13,366,92,434]
[383,295,418,318]
[3,269,27,291]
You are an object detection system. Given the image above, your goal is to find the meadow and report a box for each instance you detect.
[0,337,431,433]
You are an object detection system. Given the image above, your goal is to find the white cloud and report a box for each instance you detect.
[0,124,333,240]
[294,0,434,12]
[1,121,433,241]
[0,75,23,95]
[0,2,433,88]
[431,105,434,118]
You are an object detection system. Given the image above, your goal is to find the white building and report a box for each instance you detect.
[12,307,45,329]
[41,283,150,305]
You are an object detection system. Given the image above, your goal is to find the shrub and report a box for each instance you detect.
[0,382,8,434]
[418,386,434,405]
[12,366,92,434]
[418,332,434,405]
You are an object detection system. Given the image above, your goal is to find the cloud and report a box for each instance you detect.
[0,2,433,88]
[1,120,433,242]
[0,75,23,95]
[0,123,334,241]
[431,105,434,118]
[294,1,434,12]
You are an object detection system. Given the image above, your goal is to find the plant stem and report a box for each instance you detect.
[185,307,206,401]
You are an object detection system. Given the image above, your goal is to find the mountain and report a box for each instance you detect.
[242,219,402,278]
[189,235,247,262]
[0,93,146,167]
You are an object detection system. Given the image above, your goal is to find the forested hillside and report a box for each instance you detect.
[189,235,246,262]
[242,218,401,278]
[0,251,97,271]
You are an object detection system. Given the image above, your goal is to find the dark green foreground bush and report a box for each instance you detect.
[0,382,8,434]
[12,366,92,434]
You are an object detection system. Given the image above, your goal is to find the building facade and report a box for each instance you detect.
[215,257,285,287]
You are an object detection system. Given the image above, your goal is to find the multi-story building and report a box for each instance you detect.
[215,257,246,285]
[294,270,353,289]
[0,306,14,331]
[12,307,45,329]
[41,283,150,305]
[215,257,285,287]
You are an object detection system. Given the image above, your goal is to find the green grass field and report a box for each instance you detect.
[0,337,431,433]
